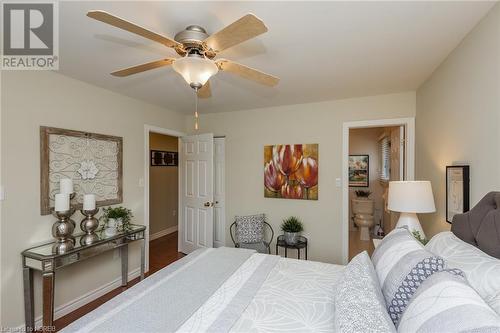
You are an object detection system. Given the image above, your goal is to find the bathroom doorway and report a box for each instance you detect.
[342,118,415,263]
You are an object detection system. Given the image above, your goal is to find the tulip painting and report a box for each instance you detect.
[264,144,318,200]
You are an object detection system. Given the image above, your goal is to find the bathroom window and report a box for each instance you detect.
[379,136,391,182]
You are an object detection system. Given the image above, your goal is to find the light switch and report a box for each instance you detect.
[335,178,342,188]
[0,186,5,201]
[138,178,144,187]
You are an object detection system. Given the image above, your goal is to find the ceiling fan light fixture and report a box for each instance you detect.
[172,55,218,88]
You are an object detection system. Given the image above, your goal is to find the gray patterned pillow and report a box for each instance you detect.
[235,214,265,244]
[372,228,446,326]
[399,269,500,332]
[334,251,396,332]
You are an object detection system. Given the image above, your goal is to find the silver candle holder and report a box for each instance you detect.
[80,208,100,245]
[51,192,77,254]
[52,209,76,254]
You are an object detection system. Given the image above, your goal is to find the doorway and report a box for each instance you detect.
[342,118,415,264]
[144,125,185,273]
[148,132,183,274]
[144,126,226,273]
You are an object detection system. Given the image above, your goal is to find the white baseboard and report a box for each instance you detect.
[17,268,141,330]
[150,225,178,241]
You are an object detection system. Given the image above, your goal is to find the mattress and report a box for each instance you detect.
[62,247,344,333]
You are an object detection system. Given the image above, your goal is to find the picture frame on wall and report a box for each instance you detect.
[446,165,470,223]
[40,126,123,215]
[150,150,178,166]
[264,144,319,200]
[349,155,369,187]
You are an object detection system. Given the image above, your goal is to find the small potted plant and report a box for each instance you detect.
[101,206,133,236]
[355,190,372,199]
[412,230,428,245]
[281,216,304,245]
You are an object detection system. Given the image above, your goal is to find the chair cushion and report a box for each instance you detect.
[372,228,446,326]
[239,241,269,254]
[235,214,265,244]
[334,251,396,332]
[398,269,500,332]
[426,231,500,315]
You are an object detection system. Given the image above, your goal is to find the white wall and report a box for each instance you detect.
[416,3,500,237]
[192,92,416,264]
[1,70,185,327]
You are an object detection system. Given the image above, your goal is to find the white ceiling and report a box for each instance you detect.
[59,1,495,113]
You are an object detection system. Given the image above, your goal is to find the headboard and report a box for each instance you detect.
[451,191,500,259]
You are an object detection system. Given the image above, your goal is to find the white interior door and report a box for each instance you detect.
[179,133,214,254]
[213,138,226,248]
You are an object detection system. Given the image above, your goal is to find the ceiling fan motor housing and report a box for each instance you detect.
[174,25,209,52]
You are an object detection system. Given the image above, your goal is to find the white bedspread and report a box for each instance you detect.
[63,249,344,333]
[232,257,344,332]
[180,253,344,332]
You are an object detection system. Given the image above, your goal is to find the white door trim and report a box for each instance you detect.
[341,117,415,264]
[144,125,186,273]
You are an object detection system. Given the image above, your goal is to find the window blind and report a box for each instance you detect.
[379,136,391,181]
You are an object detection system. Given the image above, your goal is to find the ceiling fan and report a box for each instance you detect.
[87,10,280,98]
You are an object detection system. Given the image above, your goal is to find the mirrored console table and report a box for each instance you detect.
[21,224,146,332]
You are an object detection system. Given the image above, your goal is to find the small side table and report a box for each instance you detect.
[276,235,308,260]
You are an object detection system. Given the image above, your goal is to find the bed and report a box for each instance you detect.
[62,192,500,333]
[62,248,344,332]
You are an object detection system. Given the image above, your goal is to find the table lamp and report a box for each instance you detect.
[388,181,436,238]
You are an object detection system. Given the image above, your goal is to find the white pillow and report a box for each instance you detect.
[426,231,500,315]
[398,269,500,333]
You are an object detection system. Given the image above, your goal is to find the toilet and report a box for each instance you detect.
[352,198,375,241]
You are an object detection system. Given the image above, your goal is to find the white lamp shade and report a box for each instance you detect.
[388,181,436,213]
[172,56,218,87]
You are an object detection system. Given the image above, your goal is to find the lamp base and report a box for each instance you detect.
[395,212,426,239]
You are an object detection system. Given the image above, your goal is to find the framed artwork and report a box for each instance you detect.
[264,144,318,200]
[40,126,123,215]
[349,155,369,187]
[151,150,178,167]
[446,165,470,223]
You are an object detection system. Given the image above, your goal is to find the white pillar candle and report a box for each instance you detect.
[54,193,70,212]
[83,194,96,210]
[60,178,73,194]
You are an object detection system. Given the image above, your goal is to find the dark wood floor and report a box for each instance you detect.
[54,231,184,331]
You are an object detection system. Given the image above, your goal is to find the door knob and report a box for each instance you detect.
[204,202,211,207]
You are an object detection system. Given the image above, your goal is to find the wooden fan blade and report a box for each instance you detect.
[111,58,175,77]
[197,81,212,98]
[87,10,182,49]
[204,14,268,53]
[216,59,279,86]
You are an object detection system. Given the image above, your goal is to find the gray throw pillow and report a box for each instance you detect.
[235,214,265,244]
[372,228,446,326]
[334,251,396,333]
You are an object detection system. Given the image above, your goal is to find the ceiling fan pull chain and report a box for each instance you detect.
[194,89,199,131]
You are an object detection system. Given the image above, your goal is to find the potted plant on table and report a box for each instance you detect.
[355,190,372,199]
[281,216,304,245]
[101,206,133,236]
